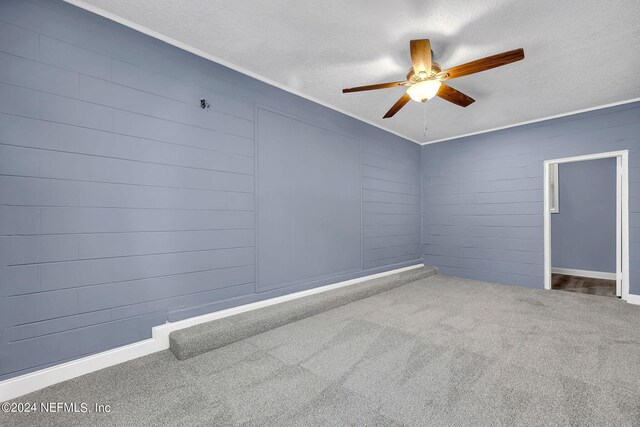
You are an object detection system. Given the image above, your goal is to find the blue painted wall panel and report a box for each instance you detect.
[0,0,421,379]
[0,21,39,60]
[551,158,617,272]
[422,102,640,291]
[256,108,362,291]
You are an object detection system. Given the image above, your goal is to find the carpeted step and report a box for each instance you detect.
[169,266,437,360]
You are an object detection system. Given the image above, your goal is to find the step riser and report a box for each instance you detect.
[169,266,437,360]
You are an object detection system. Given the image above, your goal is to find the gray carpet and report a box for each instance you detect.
[170,266,437,360]
[2,275,640,426]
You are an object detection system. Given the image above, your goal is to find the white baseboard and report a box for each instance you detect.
[0,263,424,402]
[626,294,640,305]
[154,263,423,341]
[551,268,617,281]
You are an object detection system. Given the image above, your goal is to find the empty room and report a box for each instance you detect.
[0,0,639,425]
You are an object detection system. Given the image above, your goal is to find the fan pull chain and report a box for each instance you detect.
[423,102,428,137]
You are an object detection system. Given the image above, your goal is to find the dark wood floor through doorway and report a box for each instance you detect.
[551,273,617,297]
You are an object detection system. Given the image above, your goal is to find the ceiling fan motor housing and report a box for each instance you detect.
[407,61,441,82]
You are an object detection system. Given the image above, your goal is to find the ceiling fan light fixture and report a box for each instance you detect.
[341,39,523,118]
[406,79,441,103]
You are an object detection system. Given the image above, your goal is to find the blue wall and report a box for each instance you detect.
[0,0,421,380]
[551,158,617,273]
[422,101,640,291]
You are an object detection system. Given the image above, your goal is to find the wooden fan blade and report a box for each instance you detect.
[383,93,411,119]
[438,48,524,81]
[342,81,406,93]
[437,84,475,107]
[410,39,432,75]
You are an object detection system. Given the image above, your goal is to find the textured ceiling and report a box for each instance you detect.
[70,0,640,143]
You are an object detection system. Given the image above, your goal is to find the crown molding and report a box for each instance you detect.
[421,97,640,145]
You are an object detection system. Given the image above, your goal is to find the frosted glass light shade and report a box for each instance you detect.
[406,80,442,102]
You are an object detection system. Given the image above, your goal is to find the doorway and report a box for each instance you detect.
[543,151,629,300]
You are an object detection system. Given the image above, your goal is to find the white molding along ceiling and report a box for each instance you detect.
[65,0,640,144]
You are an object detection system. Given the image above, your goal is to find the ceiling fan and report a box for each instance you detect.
[342,40,524,118]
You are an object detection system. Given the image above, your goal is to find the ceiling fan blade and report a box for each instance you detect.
[437,48,524,81]
[383,93,411,119]
[437,84,475,107]
[410,39,432,75]
[342,81,406,93]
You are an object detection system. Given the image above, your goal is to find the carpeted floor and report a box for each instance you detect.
[2,274,640,426]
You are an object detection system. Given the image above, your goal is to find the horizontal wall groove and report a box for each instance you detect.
[423,244,542,258]
[2,227,255,237]
[0,141,255,177]
[423,224,541,229]
[5,245,257,267]
[0,173,255,194]
[7,264,257,297]
[0,18,256,124]
[422,234,542,243]
[424,262,543,279]
[423,242,541,252]
[362,162,419,178]
[422,201,542,207]
[365,242,420,251]
[364,212,420,217]
[2,204,255,212]
[365,253,422,263]
[0,111,255,158]
[87,279,257,314]
[363,200,420,207]
[363,146,419,165]
[0,116,254,164]
[364,233,417,239]
[364,224,419,228]
[361,186,420,196]
[362,173,418,185]
[0,77,254,141]
[6,310,162,343]
[0,48,255,126]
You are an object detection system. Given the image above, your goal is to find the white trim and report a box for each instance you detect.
[0,264,424,402]
[62,0,420,145]
[616,156,622,296]
[543,150,629,166]
[154,264,423,339]
[0,339,165,405]
[543,160,551,291]
[549,163,559,214]
[551,268,617,281]
[626,294,640,305]
[543,151,629,302]
[422,98,640,145]
[622,152,630,300]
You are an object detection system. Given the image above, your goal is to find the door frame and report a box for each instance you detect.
[543,150,629,300]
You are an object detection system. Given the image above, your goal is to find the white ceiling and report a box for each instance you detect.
[70,0,640,144]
